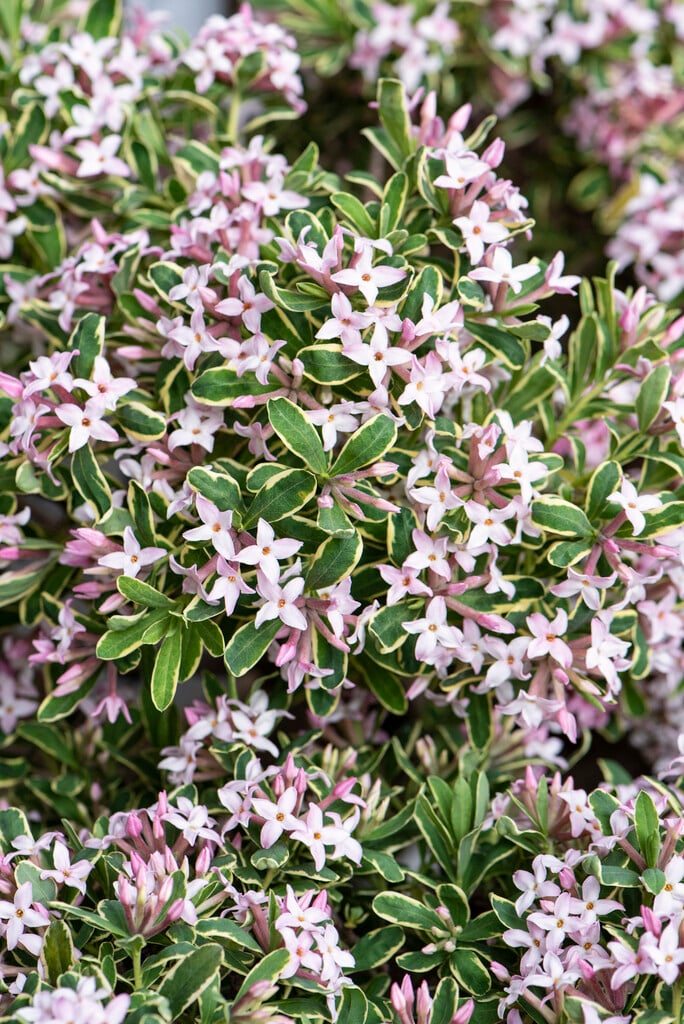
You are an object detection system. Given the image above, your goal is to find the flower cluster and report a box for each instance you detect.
[0,2,683,1024]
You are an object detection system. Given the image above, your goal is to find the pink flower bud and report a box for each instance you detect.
[483,138,505,168]
[125,813,143,840]
[452,999,475,1024]
[490,960,510,982]
[641,905,662,936]
[475,612,515,634]
[559,867,575,889]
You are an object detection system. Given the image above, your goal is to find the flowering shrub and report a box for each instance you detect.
[267,0,684,303]
[1,1,684,1023]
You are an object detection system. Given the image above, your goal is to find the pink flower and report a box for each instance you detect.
[238,519,302,585]
[55,398,119,452]
[607,477,662,535]
[290,804,350,871]
[97,526,166,578]
[251,788,300,848]
[0,881,48,954]
[526,610,573,668]
[331,244,406,306]
[469,246,538,295]
[255,574,307,631]
[75,134,130,178]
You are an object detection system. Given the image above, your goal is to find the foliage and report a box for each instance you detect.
[0,2,684,1024]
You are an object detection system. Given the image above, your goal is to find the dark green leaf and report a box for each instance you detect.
[268,397,328,475]
[531,497,593,538]
[224,618,282,676]
[351,925,404,972]
[187,466,242,512]
[373,891,447,932]
[117,401,167,442]
[234,949,290,1002]
[242,468,317,530]
[450,948,491,996]
[299,344,362,385]
[636,364,671,432]
[330,415,397,476]
[306,532,362,590]
[71,443,112,518]
[40,920,75,985]
[82,0,122,38]
[151,627,183,711]
[158,943,223,1017]
[634,790,661,868]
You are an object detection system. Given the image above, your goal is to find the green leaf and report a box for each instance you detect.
[195,918,262,952]
[258,269,330,312]
[81,0,122,37]
[234,948,290,1002]
[158,943,223,1017]
[414,795,457,882]
[268,397,328,475]
[599,865,641,887]
[174,141,220,177]
[128,480,156,547]
[97,609,168,660]
[251,843,289,870]
[338,987,368,1024]
[69,313,105,379]
[195,619,225,658]
[187,466,242,512]
[40,919,75,986]
[331,192,376,236]
[466,690,492,751]
[306,532,362,591]
[0,0,21,44]
[436,884,470,928]
[242,468,317,530]
[546,540,593,568]
[642,867,666,895]
[586,460,621,521]
[465,320,525,370]
[636,364,671,432]
[361,848,405,883]
[330,415,397,476]
[490,896,524,931]
[359,659,408,714]
[0,561,55,610]
[16,722,79,770]
[71,444,112,518]
[589,789,621,834]
[431,978,460,1024]
[224,618,282,676]
[317,499,356,537]
[379,172,409,236]
[450,948,491,996]
[351,925,404,972]
[191,367,273,406]
[299,344,362,385]
[117,401,167,442]
[639,501,684,538]
[377,78,414,163]
[0,808,32,854]
[634,790,661,868]
[373,892,447,933]
[368,602,411,654]
[531,497,594,538]
[151,627,183,711]
[503,364,565,419]
[15,861,57,905]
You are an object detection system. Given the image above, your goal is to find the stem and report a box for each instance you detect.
[132,945,143,990]
[673,976,683,1024]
